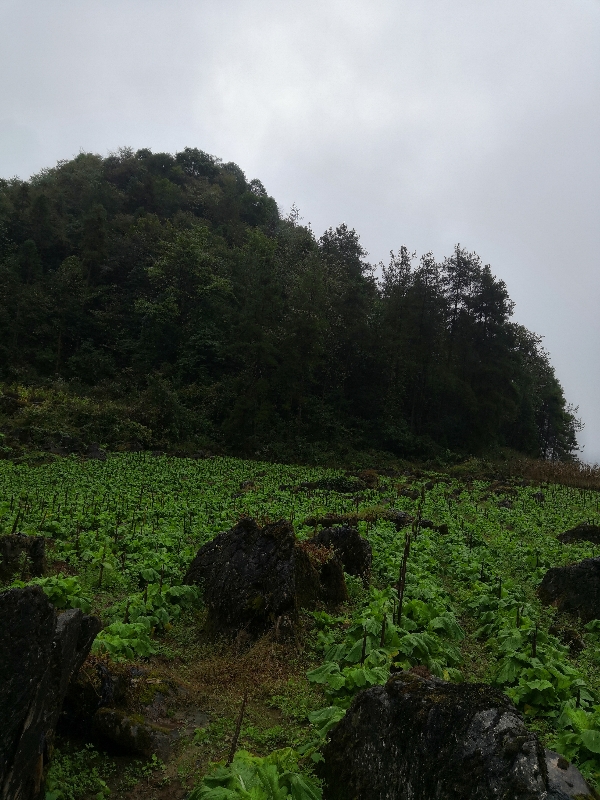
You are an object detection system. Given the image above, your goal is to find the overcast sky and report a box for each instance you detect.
[1,0,599,460]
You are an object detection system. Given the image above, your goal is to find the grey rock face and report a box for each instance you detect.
[538,557,600,622]
[321,672,597,800]
[0,587,100,800]
[545,749,599,799]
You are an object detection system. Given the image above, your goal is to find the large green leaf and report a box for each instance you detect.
[581,729,600,754]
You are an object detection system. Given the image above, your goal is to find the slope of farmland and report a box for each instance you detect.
[2,454,600,797]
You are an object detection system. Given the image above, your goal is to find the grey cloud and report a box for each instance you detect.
[1,0,599,458]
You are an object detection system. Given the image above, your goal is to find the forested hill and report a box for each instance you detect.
[0,147,579,462]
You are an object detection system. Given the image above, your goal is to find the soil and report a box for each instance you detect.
[57,608,325,799]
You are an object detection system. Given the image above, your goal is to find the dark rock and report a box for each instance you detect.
[93,708,178,760]
[548,625,585,654]
[398,488,420,501]
[294,544,328,611]
[0,534,47,581]
[184,518,296,635]
[387,510,413,530]
[60,661,191,752]
[312,526,372,585]
[0,587,101,800]
[415,519,449,535]
[86,443,107,461]
[183,518,347,636]
[545,748,599,799]
[96,662,129,709]
[558,524,600,546]
[293,542,349,609]
[59,663,106,735]
[315,552,348,607]
[356,470,380,489]
[533,492,545,504]
[321,672,598,800]
[538,557,600,622]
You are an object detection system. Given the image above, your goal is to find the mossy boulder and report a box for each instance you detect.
[184,518,347,637]
[539,557,600,622]
[321,671,597,799]
[558,524,600,546]
[94,708,178,760]
[312,526,372,586]
[0,587,100,800]
[0,533,47,580]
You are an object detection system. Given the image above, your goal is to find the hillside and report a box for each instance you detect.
[0,147,580,463]
[2,456,600,796]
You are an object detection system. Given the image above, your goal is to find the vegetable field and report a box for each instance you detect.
[2,454,600,798]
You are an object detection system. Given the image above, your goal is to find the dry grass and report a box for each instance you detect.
[510,458,600,490]
[192,634,306,701]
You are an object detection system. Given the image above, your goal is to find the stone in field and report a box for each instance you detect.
[538,556,600,622]
[86,442,107,460]
[184,517,347,636]
[321,671,598,800]
[558,524,600,546]
[546,749,598,799]
[0,533,47,580]
[312,525,372,585]
[61,659,192,760]
[94,708,178,760]
[0,586,100,800]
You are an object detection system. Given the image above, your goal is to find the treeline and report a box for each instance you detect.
[0,147,579,461]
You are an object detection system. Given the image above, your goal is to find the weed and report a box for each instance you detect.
[44,744,114,800]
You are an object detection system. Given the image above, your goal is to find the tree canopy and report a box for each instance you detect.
[0,147,580,461]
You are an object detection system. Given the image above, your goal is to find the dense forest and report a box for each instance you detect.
[0,147,579,462]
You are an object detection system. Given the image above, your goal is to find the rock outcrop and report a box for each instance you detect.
[312,526,372,585]
[538,557,600,622]
[546,749,597,799]
[0,587,100,800]
[60,661,190,760]
[321,672,598,800]
[183,518,347,636]
[558,524,600,546]
[0,534,47,580]
[86,443,107,461]
[94,708,178,760]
